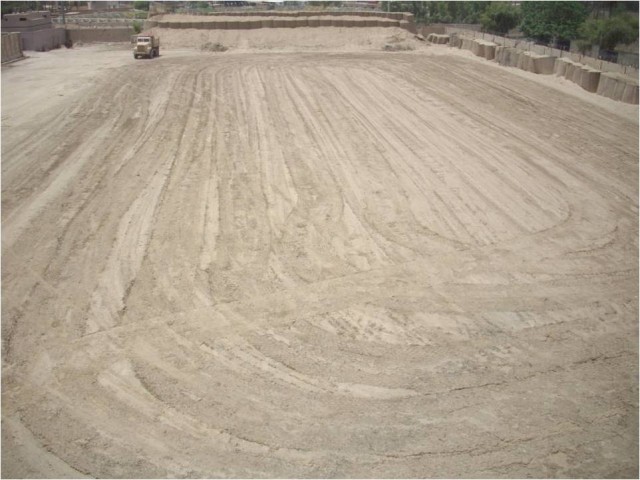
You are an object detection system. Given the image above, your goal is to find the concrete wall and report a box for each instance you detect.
[67,27,132,43]
[1,32,23,62]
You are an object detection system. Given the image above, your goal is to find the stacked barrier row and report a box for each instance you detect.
[447,34,638,104]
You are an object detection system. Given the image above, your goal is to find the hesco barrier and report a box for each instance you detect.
[152,18,407,30]
[449,33,638,104]
[1,33,23,63]
[147,11,415,32]
[26,28,66,51]
[426,34,450,45]
[149,10,408,19]
[67,27,133,43]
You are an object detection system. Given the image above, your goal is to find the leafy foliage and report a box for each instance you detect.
[578,12,639,51]
[189,1,211,9]
[480,3,521,35]
[380,1,490,24]
[132,20,143,34]
[520,1,588,43]
[380,1,428,21]
[2,1,40,15]
[133,1,150,11]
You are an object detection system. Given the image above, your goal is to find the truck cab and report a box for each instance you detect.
[133,35,160,59]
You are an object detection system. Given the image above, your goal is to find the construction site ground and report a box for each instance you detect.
[2,37,638,478]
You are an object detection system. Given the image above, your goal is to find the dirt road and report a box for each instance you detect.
[2,43,638,478]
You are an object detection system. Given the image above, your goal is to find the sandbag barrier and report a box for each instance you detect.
[453,35,638,104]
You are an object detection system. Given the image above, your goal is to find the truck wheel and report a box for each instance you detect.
[134,53,138,59]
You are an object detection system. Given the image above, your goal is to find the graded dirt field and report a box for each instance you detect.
[2,39,638,478]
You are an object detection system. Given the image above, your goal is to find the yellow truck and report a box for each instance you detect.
[132,34,160,59]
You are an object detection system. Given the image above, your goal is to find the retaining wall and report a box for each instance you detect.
[1,32,23,62]
[452,32,638,104]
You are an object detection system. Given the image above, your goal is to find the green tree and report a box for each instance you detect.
[480,2,521,35]
[132,19,143,34]
[133,1,150,11]
[2,2,39,14]
[379,1,490,25]
[520,1,588,44]
[380,2,429,22]
[462,1,490,24]
[578,12,639,51]
[189,1,210,9]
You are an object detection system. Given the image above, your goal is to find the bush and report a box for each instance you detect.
[132,20,143,34]
[480,3,520,35]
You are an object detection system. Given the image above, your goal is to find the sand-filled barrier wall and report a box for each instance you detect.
[426,33,449,45]
[152,18,403,30]
[452,32,638,104]
[150,10,408,20]
[148,11,414,32]
[1,33,23,63]
[67,27,133,43]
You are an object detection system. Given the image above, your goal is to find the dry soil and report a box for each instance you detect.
[1,39,638,478]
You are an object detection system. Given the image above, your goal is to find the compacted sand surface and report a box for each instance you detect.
[1,42,638,478]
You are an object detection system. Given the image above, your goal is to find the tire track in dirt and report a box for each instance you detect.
[2,50,637,478]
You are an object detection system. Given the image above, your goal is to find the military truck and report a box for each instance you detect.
[132,34,160,59]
